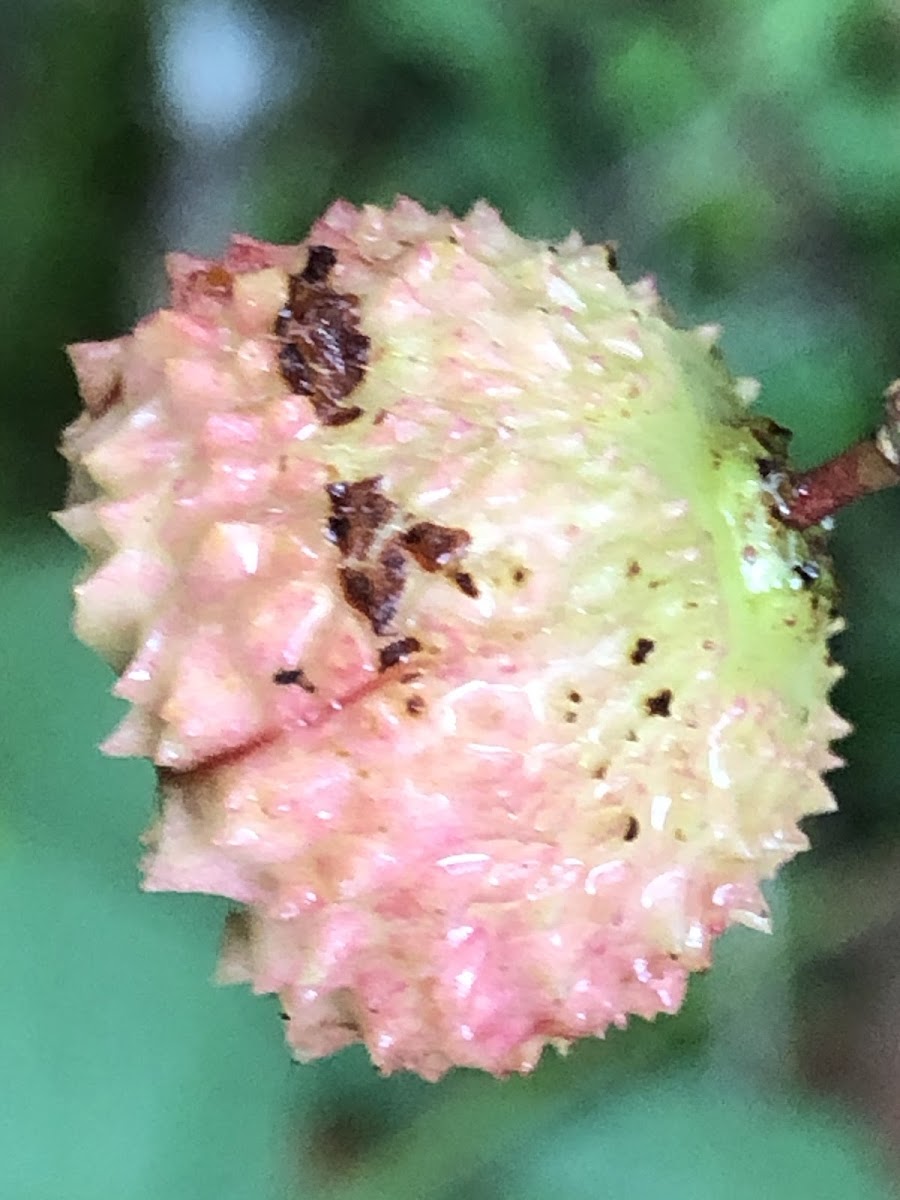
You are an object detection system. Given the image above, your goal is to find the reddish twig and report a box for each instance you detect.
[783,381,900,529]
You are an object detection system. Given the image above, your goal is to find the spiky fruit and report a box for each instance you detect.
[58,198,846,1079]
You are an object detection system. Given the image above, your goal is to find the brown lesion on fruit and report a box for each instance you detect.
[402,522,471,572]
[326,477,397,559]
[275,244,370,427]
[402,523,480,597]
[406,695,426,716]
[339,537,408,636]
[623,815,640,841]
[646,688,673,717]
[626,559,642,578]
[324,479,480,633]
[452,570,480,598]
[378,637,422,671]
[272,667,316,692]
[299,243,337,284]
[630,637,655,665]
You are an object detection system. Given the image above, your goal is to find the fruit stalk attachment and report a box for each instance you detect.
[785,381,900,528]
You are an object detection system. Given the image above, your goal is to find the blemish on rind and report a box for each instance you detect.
[326,476,397,559]
[402,522,471,572]
[630,638,655,666]
[453,571,479,598]
[272,667,316,692]
[300,244,337,284]
[275,246,370,426]
[339,539,407,636]
[646,689,673,717]
[379,637,422,672]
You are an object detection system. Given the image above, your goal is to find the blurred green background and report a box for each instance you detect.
[4,1,900,1196]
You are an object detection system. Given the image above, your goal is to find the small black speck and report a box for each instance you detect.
[568,690,582,704]
[794,560,820,585]
[646,688,673,717]
[623,815,639,841]
[279,1010,289,1021]
[512,567,528,585]
[630,637,655,665]
[626,729,638,742]
[454,571,479,598]
[604,241,619,271]
[273,668,316,692]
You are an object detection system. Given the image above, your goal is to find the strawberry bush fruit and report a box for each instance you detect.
[58,198,854,1079]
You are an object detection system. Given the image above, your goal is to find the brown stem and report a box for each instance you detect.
[783,381,900,529]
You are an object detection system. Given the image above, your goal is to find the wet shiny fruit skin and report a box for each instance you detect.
[59,198,847,1078]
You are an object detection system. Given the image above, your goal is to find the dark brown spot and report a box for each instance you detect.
[379,637,422,672]
[592,763,609,780]
[630,637,655,666]
[623,815,639,841]
[300,244,337,284]
[402,522,471,571]
[627,559,642,577]
[338,537,407,634]
[568,691,582,704]
[272,667,315,692]
[406,696,426,716]
[564,711,578,723]
[453,571,479,598]
[604,241,619,271]
[275,257,370,426]
[512,567,528,585]
[674,828,687,843]
[326,476,397,559]
[646,689,673,717]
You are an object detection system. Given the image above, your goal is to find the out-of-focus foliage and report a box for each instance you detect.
[3,0,900,1196]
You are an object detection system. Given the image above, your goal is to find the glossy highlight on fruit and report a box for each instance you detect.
[58,198,847,1079]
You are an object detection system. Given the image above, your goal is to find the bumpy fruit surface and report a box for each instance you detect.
[59,198,846,1078]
